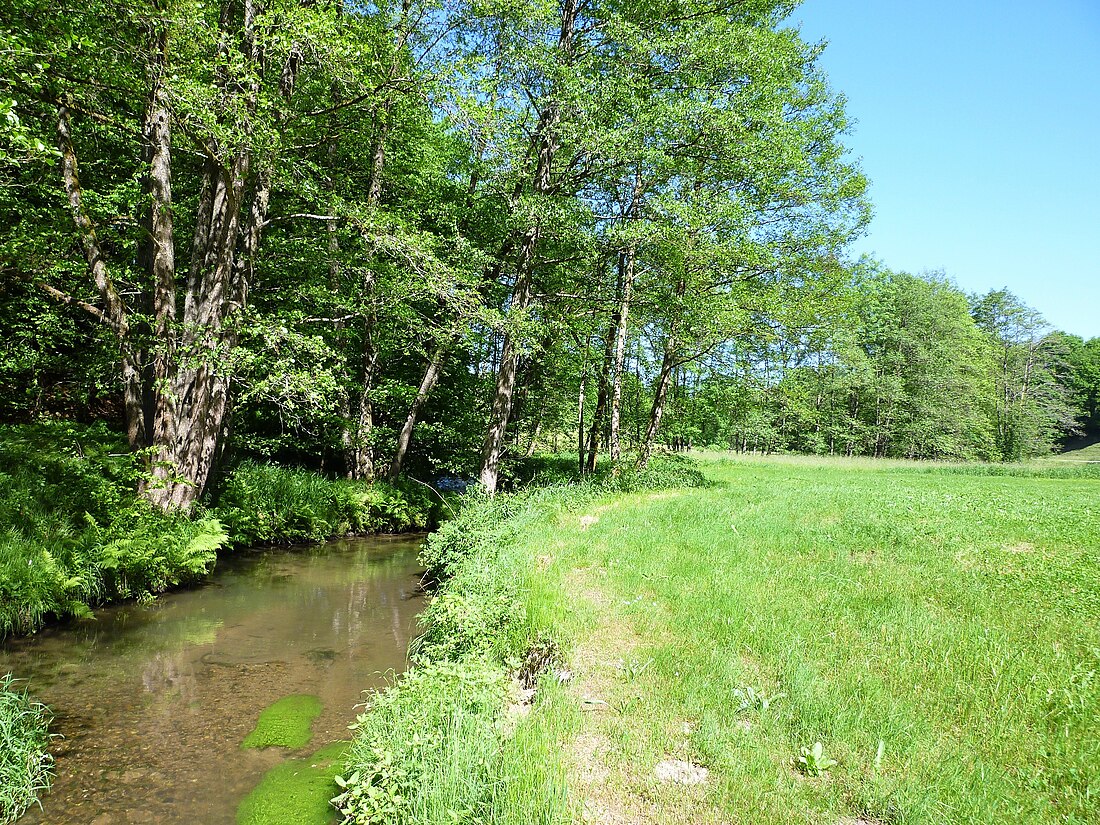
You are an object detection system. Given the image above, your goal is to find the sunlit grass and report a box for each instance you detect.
[511,455,1100,824]
[0,674,53,824]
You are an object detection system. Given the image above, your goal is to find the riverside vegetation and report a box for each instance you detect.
[0,675,51,824]
[2,0,1100,821]
[0,421,438,637]
[0,421,437,823]
[334,454,1098,825]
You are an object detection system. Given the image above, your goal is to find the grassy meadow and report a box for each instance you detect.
[1050,441,1100,462]
[516,454,1100,824]
[351,453,1099,825]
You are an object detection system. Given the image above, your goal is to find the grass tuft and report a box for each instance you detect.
[0,673,53,824]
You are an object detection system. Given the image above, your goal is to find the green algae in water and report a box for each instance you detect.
[236,741,348,825]
[242,694,322,749]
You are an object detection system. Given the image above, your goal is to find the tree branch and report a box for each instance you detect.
[29,276,119,332]
[56,102,130,336]
[262,212,342,228]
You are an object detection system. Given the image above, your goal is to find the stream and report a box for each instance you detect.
[0,534,426,824]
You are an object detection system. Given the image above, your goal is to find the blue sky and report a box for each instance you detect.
[785,0,1100,338]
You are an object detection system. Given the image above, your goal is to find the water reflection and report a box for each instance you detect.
[0,535,425,825]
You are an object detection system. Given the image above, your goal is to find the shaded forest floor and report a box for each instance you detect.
[495,455,1099,824]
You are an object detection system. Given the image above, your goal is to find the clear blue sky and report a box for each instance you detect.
[785,0,1100,338]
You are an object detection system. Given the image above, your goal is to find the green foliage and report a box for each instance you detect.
[334,660,509,825]
[972,289,1078,460]
[0,674,53,824]
[237,741,348,825]
[95,510,225,602]
[0,422,441,637]
[796,742,838,776]
[242,694,323,751]
[1060,335,1100,437]
[211,462,435,546]
[733,686,784,714]
[0,422,227,635]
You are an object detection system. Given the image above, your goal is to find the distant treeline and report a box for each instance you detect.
[664,269,1099,462]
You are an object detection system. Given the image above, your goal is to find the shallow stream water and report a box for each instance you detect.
[0,535,425,824]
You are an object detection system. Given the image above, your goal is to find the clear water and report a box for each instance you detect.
[0,535,425,824]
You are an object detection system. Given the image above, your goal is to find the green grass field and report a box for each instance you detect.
[1052,441,1100,462]
[501,455,1100,824]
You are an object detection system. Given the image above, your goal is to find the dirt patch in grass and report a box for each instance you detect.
[561,572,665,824]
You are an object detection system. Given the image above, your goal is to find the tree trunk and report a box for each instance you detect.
[610,170,642,462]
[638,337,677,470]
[638,273,686,470]
[57,104,147,452]
[388,338,449,479]
[147,29,299,510]
[478,234,538,492]
[347,98,392,481]
[577,337,590,475]
[152,151,250,511]
[478,0,578,493]
[585,308,616,473]
[54,0,312,512]
[142,66,179,499]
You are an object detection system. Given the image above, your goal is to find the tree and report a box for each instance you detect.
[8,0,400,508]
[1059,334,1100,441]
[972,289,1077,460]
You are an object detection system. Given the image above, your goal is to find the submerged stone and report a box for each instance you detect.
[241,694,323,750]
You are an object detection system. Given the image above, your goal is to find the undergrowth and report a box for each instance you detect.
[0,423,226,636]
[0,424,441,637]
[0,674,52,825]
[334,453,704,825]
[211,461,437,546]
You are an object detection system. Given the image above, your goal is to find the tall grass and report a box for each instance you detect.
[0,674,53,824]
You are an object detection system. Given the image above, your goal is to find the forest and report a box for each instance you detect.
[3,0,1096,504]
